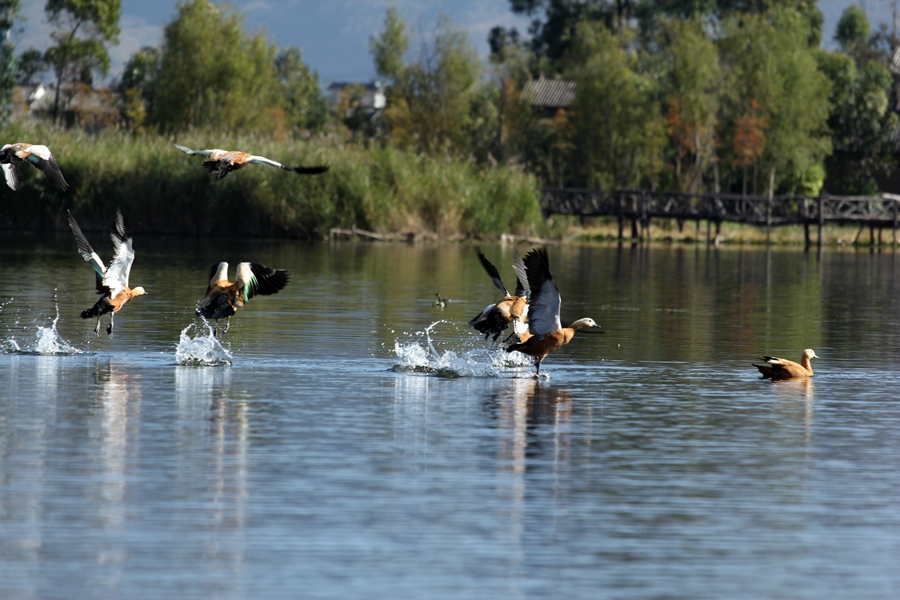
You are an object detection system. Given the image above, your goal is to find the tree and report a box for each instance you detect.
[152,0,277,133]
[564,23,665,189]
[658,18,720,193]
[370,11,484,156]
[0,0,19,127]
[17,48,46,86]
[719,8,831,197]
[43,0,121,124]
[275,47,327,134]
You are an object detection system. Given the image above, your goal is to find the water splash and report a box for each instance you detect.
[391,320,532,377]
[2,307,83,356]
[175,322,233,366]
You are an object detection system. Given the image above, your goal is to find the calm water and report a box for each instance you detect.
[2,234,900,599]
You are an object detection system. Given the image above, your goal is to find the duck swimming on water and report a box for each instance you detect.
[197,262,290,335]
[174,143,329,181]
[68,209,146,335]
[754,349,818,380]
[469,248,530,342]
[506,248,599,376]
[0,143,68,191]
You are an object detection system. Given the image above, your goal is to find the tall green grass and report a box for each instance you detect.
[0,122,545,238]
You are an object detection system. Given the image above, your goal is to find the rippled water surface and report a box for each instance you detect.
[2,235,900,599]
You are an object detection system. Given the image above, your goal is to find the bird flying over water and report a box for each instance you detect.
[469,248,530,343]
[754,349,818,380]
[68,209,146,335]
[0,143,68,191]
[506,248,599,376]
[173,143,329,181]
[196,262,290,335]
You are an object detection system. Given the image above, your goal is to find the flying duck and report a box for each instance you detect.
[0,143,68,191]
[754,349,818,380]
[506,248,599,376]
[68,209,146,335]
[174,143,329,181]
[470,248,530,342]
[197,262,290,335]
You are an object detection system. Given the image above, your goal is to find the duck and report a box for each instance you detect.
[0,143,68,191]
[433,293,451,308]
[754,349,818,380]
[68,209,146,335]
[174,143,329,181]
[469,248,530,342]
[197,262,290,335]
[506,248,599,376]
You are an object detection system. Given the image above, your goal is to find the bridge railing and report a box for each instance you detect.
[540,188,900,226]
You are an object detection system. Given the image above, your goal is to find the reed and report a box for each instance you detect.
[0,123,545,239]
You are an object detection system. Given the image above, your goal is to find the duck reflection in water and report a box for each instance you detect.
[485,378,574,469]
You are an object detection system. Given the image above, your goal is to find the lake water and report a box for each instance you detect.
[1,234,900,599]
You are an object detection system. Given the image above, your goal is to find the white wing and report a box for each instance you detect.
[2,163,17,190]
[102,210,135,297]
[246,154,284,169]
[25,144,52,160]
[174,143,218,157]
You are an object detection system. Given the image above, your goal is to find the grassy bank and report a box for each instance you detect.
[0,122,545,238]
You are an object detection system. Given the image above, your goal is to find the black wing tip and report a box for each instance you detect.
[111,208,131,242]
[249,263,290,296]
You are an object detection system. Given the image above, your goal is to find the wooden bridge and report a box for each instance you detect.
[540,188,900,246]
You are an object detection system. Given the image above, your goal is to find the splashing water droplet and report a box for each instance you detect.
[175,322,233,366]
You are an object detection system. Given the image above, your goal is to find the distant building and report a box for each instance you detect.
[326,81,386,112]
[521,75,576,115]
[14,82,120,130]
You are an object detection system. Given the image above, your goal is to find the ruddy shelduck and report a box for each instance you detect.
[754,349,818,380]
[68,209,146,335]
[197,262,290,335]
[174,143,329,181]
[506,248,599,376]
[470,248,530,342]
[0,143,68,191]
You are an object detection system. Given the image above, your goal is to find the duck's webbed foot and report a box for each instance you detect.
[222,317,231,334]
[93,319,101,336]
[106,313,114,335]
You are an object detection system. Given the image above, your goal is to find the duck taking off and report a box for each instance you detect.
[173,143,329,181]
[68,209,146,335]
[754,349,818,380]
[0,143,68,191]
[197,262,290,335]
[469,248,530,342]
[506,248,599,376]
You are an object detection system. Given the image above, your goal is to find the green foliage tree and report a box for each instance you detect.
[0,0,20,127]
[658,17,720,192]
[719,8,831,197]
[819,11,898,194]
[17,48,46,86]
[564,23,665,189]
[43,0,121,124]
[370,11,484,157]
[275,47,327,134]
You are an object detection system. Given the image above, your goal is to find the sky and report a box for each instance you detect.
[15,0,900,87]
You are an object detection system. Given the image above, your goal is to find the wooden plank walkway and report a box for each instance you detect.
[540,188,900,246]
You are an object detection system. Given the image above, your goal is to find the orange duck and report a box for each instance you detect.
[470,248,530,342]
[0,143,68,191]
[68,209,146,335]
[506,248,599,376]
[174,143,328,181]
[197,262,290,335]
[754,349,818,380]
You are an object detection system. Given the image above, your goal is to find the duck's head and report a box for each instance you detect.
[571,317,600,330]
[133,286,147,297]
[802,348,818,360]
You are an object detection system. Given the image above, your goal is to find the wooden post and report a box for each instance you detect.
[817,195,825,248]
[804,222,810,250]
[617,193,624,240]
[715,221,722,247]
